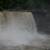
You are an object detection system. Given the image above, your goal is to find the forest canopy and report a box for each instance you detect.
[0,0,48,10]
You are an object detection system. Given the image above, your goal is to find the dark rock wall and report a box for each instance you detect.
[32,9,49,34]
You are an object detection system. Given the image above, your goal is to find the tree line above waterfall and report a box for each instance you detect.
[0,0,48,11]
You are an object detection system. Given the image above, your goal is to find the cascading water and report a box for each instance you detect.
[30,13,47,48]
[0,11,47,50]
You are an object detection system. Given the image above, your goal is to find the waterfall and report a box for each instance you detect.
[31,14,38,34]
[0,11,48,50]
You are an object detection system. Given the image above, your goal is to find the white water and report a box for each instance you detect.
[0,11,47,49]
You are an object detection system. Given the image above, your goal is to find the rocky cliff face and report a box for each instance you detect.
[32,9,49,34]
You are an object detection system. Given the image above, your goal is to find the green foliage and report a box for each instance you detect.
[0,0,48,10]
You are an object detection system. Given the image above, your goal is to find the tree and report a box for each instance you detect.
[0,0,48,10]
